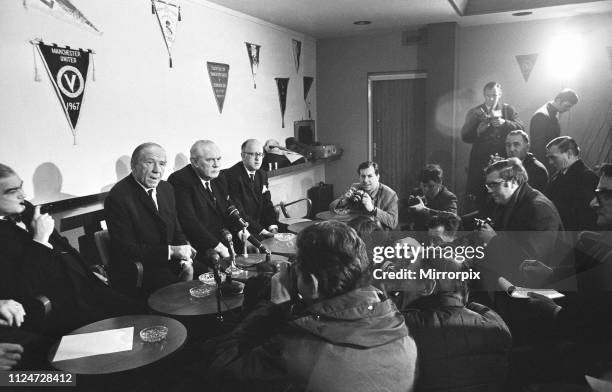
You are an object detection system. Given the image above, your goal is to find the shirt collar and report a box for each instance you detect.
[243,164,256,177]
[132,174,156,194]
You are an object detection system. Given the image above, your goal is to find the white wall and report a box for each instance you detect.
[0,0,316,203]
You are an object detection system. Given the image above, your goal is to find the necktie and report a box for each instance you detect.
[147,189,158,211]
[249,174,255,182]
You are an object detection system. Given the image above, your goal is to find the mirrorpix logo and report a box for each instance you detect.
[56,65,84,99]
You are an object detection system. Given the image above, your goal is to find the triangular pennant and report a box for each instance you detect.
[151,0,180,68]
[34,40,92,145]
[207,62,230,113]
[245,42,261,89]
[303,76,314,119]
[607,46,612,75]
[515,53,538,82]
[291,39,301,73]
[275,78,289,128]
[23,0,102,35]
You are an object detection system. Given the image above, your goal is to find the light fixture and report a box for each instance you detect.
[353,20,371,25]
[512,11,533,16]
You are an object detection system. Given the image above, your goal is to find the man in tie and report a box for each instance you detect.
[225,139,280,239]
[105,142,199,294]
[168,140,244,260]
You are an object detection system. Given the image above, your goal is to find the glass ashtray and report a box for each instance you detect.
[198,272,225,285]
[189,286,213,298]
[274,233,296,242]
[139,325,168,343]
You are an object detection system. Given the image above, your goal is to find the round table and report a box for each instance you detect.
[49,315,186,375]
[261,236,297,256]
[316,210,367,222]
[278,217,311,225]
[287,220,316,234]
[148,281,243,317]
[232,253,289,268]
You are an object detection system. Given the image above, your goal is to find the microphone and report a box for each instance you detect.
[226,206,270,254]
[206,249,222,285]
[245,234,270,255]
[221,228,236,258]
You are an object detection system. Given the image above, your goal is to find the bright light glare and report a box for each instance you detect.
[545,32,584,80]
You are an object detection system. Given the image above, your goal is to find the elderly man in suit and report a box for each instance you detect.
[225,139,279,239]
[105,143,198,294]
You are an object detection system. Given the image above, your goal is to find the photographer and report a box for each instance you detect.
[205,221,417,392]
[329,161,399,229]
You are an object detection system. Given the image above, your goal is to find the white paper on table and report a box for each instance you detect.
[52,327,134,362]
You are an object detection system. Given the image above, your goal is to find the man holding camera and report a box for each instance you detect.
[329,161,399,229]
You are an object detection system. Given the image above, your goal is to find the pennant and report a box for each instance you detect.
[245,42,261,89]
[33,40,92,145]
[515,53,538,82]
[151,0,180,68]
[291,39,301,73]
[275,78,289,128]
[22,0,102,35]
[303,76,314,119]
[607,46,612,75]
[207,62,230,113]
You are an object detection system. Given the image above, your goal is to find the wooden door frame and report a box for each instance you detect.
[367,72,427,161]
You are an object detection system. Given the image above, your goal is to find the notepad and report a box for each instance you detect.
[53,327,134,362]
[498,277,565,299]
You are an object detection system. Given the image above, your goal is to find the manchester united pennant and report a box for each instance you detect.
[245,42,261,89]
[32,40,93,145]
[151,0,181,68]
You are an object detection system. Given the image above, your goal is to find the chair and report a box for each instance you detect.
[276,198,313,225]
[94,230,144,293]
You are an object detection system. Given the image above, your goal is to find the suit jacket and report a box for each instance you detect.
[545,159,598,232]
[522,152,549,193]
[224,162,278,235]
[168,165,243,255]
[105,175,188,291]
[330,182,399,229]
[530,103,560,172]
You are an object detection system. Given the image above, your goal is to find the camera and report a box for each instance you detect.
[349,189,366,203]
[474,217,493,230]
[406,195,422,207]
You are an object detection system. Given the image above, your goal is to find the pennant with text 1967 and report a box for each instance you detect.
[207,62,230,113]
[151,0,181,68]
[515,53,538,82]
[275,77,289,128]
[245,42,261,89]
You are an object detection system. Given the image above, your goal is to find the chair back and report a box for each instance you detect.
[94,230,112,267]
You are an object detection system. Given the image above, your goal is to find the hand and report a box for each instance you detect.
[0,343,23,370]
[178,259,194,281]
[343,188,356,200]
[270,262,292,304]
[475,223,496,244]
[260,229,275,238]
[491,117,506,127]
[520,260,553,284]
[238,229,252,243]
[409,196,426,212]
[361,192,375,212]
[170,245,193,260]
[31,205,54,244]
[0,300,26,327]
[267,225,279,234]
[214,242,230,259]
[476,121,489,135]
[527,292,561,320]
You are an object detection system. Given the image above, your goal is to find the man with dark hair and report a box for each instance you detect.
[545,136,598,231]
[426,214,461,245]
[204,220,417,392]
[505,130,548,192]
[105,143,198,294]
[462,82,523,211]
[530,88,579,170]
[329,161,399,229]
[225,139,279,238]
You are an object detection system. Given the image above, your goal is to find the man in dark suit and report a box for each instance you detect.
[225,139,279,239]
[545,136,598,232]
[105,143,198,294]
[168,140,245,259]
[505,130,548,192]
[0,163,141,335]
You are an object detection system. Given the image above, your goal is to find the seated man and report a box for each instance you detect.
[505,130,548,192]
[330,161,399,229]
[392,257,512,392]
[426,214,461,246]
[406,164,458,231]
[204,221,417,392]
[1,163,142,334]
[105,143,199,294]
[225,139,279,239]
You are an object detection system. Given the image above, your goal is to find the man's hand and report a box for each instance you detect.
[178,259,194,281]
[0,300,25,327]
[476,222,496,244]
[343,188,356,200]
[476,121,489,136]
[527,292,562,320]
[520,260,553,285]
[491,117,506,127]
[361,192,375,212]
[260,229,275,238]
[268,225,279,234]
[0,343,23,370]
[271,262,292,304]
[31,205,54,244]
[214,242,230,259]
[409,196,426,212]
[170,245,193,260]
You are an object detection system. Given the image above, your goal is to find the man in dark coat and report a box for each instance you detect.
[545,136,598,232]
[105,143,198,294]
[505,130,548,192]
[461,82,523,212]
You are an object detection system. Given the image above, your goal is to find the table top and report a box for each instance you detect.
[49,315,186,375]
[148,280,243,316]
[287,220,316,234]
[315,210,366,222]
[261,236,298,255]
[232,253,289,268]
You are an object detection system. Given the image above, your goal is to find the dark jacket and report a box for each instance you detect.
[545,159,598,232]
[400,294,512,392]
[105,175,188,291]
[529,103,560,172]
[407,185,458,231]
[224,162,278,235]
[522,152,548,192]
[208,286,417,392]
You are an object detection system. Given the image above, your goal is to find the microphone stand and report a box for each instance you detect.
[212,262,224,323]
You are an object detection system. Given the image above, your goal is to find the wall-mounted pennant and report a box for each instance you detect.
[22,0,102,35]
[515,53,538,82]
[32,39,93,145]
[291,39,301,73]
[275,77,289,128]
[207,62,230,113]
[151,0,181,68]
[245,42,261,89]
[303,76,314,119]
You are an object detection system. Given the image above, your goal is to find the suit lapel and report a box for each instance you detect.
[242,169,260,202]
[128,176,166,227]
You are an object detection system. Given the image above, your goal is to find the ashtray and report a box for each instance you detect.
[189,286,213,298]
[334,208,350,215]
[139,325,168,343]
[274,233,296,242]
[198,272,225,285]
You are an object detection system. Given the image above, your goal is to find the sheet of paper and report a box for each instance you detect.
[52,327,134,362]
[510,288,565,299]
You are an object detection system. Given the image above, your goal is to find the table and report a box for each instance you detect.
[287,220,316,234]
[148,281,243,317]
[232,253,289,268]
[278,217,312,225]
[49,315,186,375]
[316,210,367,222]
[261,236,297,256]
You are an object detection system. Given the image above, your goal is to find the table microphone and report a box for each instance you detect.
[205,249,222,285]
[221,229,236,258]
[226,206,270,254]
[206,248,244,296]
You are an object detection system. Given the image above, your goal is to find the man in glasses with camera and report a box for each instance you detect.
[329,161,399,229]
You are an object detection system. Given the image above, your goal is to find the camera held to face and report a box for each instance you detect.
[474,217,493,230]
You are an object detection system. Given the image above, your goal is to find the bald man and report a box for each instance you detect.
[225,139,280,238]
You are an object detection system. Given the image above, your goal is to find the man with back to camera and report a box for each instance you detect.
[105,142,199,294]
[224,139,280,239]
[329,161,399,229]
[530,89,579,171]
[462,81,523,212]
[505,129,549,192]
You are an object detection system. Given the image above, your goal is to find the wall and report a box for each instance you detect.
[0,0,316,204]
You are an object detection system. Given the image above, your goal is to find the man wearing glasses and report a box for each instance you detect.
[225,139,280,239]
